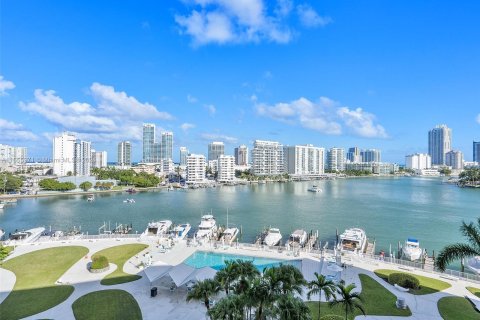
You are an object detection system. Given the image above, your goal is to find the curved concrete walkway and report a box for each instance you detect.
[0,268,15,305]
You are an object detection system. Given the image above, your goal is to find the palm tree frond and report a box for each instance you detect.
[436,243,480,271]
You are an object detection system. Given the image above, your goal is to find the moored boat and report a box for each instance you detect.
[220,227,239,245]
[307,185,322,193]
[87,194,95,202]
[286,229,308,248]
[263,227,282,246]
[123,199,135,203]
[338,228,367,253]
[401,238,423,261]
[8,227,45,244]
[467,256,480,274]
[195,215,217,239]
[142,220,173,237]
[169,223,191,241]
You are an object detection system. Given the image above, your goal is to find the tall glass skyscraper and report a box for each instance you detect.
[474,141,480,163]
[143,123,160,163]
[428,125,451,165]
[161,132,173,160]
[208,142,224,161]
[180,147,189,166]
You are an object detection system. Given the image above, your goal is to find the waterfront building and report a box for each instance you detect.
[117,141,132,166]
[361,149,381,163]
[143,123,161,163]
[132,163,157,175]
[208,142,224,161]
[208,160,218,174]
[327,147,345,172]
[53,132,76,176]
[405,153,431,170]
[74,140,91,176]
[252,140,285,175]
[234,145,249,166]
[179,147,189,166]
[346,147,361,163]
[428,124,452,165]
[217,155,235,182]
[161,131,173,160]
[186,154,206,184]
[91,150,107,168]
[345,162,398,175]
[446,150,464,170]
[162,159,175,174]
[284,144,325,176]
[474,141,480,163]
[0,144,27,169]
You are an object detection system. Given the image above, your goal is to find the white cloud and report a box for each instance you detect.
[0,118,38,141]
[180,122,196,132]
[200,133,238,144]
[19,83,173,142]
[256,96,388,138]
[187,94,198,103]
[0,76,16,96]
[275,0,293,17]
[297,4,332,28]
[205,104,216,115]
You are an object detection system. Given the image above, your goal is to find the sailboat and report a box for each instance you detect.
[220,208,239,245]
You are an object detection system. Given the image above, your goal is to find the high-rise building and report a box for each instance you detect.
[361,149,381,163]
[428,125,452,165]
[117,141,132,166]
[218,155,235,182]
[446,150,464,170]
[327,147,345,172]
[53,132,76,176]
[186,154,206,184]
[0,144,27,168]
[252,140,284,175]
[405,153,431,170]
[346,147,361,163]
[474,141,480,163]
[74,140,91,176]
[208,142,224,161]
[234,145,249,166]
[91,150,107,168]
[179,147,189,166]
[161,131,173,160]
[284,145,325,175]
[142,123,160,163]
[162,159,175,174]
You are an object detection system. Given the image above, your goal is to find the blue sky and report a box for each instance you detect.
[1,0,479,163]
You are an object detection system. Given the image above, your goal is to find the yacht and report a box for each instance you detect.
[286,229,308,248]
[308,185,322,193]
[263,228,282,246]
[220,227,239,245]
[123,199,135,203]
[87,194,95,202]
[169,223,191,241]
[466,256,480,274]
[338,228,367,253]
[142,220,173,237]
[0,203,4,209]
[195,215,217,239]
[401,238,423,261]
[8,227,45,244]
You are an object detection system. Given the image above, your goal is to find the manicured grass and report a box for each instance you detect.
[72,289,142,320]
[0,246,88,320]
[92,244,148,285]
[467,286,480,298]
[308,274,411,320]
[437,296,480,320]
[374,269,451,295]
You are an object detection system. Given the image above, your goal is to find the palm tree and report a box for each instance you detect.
[307,272,336,320]
[186,279,221,311]
[208,294,245,320]
[249,277,271,320]
[277,264,306,295]
[274,294,312,320]
[330,282,366,320]
[436,218,480,272]
[215,260,238,295]
[233,260,260,294]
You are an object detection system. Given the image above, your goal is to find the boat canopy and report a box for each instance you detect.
[407,238,419,243]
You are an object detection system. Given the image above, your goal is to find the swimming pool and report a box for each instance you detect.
[183,251,302,271]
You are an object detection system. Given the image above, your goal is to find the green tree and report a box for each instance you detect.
[233,260,260,294]
[329,282,366,320]
[79,181,92,191]
[277,264,306,295]
[307,272,336,320]
[436,218,480,272]
[274,294,312,320]
[459,168,480,187]
[215,260,238,295]
[439,168,452,175]
[186,279,221,311]
[0,174,23,193]
[208,294,244,320]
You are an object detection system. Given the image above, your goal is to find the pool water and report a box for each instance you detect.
[183,251,302,271]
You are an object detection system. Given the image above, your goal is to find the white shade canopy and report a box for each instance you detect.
[144,261,172,284]
[169,263,196,287]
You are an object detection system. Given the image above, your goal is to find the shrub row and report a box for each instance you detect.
[387,272,420,290]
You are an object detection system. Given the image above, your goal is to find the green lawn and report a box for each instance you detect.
[467,286,480,298]
[92,244,148,285]
[374,269,451,295]
[437,296,480,320]
[0,246,88,320]
[308,274,412,320]
[72,289,142,320]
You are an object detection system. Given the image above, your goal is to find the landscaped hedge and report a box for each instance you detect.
[91,255,109,270]
[320,315,343,320]
[388,272,420,290]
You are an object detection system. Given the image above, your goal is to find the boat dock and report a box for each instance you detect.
[304,230,318,250]
[254,229,268,245]
[365,239,376,257]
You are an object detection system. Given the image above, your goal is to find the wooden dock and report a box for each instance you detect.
[365,239,376,257]
[304,230,318,250]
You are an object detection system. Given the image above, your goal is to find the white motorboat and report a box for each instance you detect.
[467,256,480,274]
[308,185,322,193]
[220,227,239,245]
[123,199,135,203]
[8,227,45,244]
[263,228,282,246]
[0,203,4,209]
[195,215,217,239]
[286,229,308,248]
[338,228,367,253]
[87,194,95,202]
[142,220,173,237]
[169,223,191,241]
[0,228,4,240]
[402,238,423,261]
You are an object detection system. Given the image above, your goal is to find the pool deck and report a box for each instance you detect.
[1,237,480,319]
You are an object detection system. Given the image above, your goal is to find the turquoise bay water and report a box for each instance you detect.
[0,177,478,257]
[183,251,302,270]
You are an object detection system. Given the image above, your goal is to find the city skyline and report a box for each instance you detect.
[2,1,480,162]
